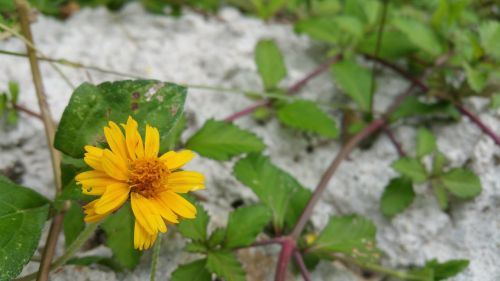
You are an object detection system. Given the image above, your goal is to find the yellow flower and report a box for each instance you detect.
[75,116,205,250]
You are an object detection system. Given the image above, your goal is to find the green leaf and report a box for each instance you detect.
[392,157,428,183]
[295,17,339,44]
[277,100,338,138]
[252,0,287,20]
[162,114,186,150]
[233,154,309,231]
[479,21,500,60]
[8,81,19,104]
[380,177,415,217]
[255,39,287,90]
[331,60,372,111]
[425,259,469,280]
[463,63,488,93]
[416,127,436,158]
[431,180,449,210]
[206,251,246,281]
[440,168,481,198]
[224,204,272,249]
[55,80,186,158]
[177,203,209,241]
[389,96,460,121]
[285,187,312,229]
[432,151,447,176]
[208,228,226,249]
[63,201,85,248]
[102,203,141,270]
[185,119,265,161]
[311,215,380,263]
[185,241,208,253]
[358,30,418,59]
[491,93,500,109]
[0,176,50,281]
[393,18,444,57]
[171,259,211,281]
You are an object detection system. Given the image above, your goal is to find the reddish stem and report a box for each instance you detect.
[14,104,43,120]
[290,119,386,240]
[383,125,406,157]
[223,100,269,122]
[455,104,500,145]
[364,54,500,146]
[293,251,312,281]
[275,238,296,281]
[224,54,343,122]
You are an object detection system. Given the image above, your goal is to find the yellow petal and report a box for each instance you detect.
[104,121,128,161]
[158,191,196,219]
[134,221,159,250]
[124,116,144,160]
[151,196,178,223]
[102,149,129,180]
[159,150,195,171]
[84,145,104,170]
[83,200,107,223]
[167,171,205,193]
[76,170,120,193]
[82,185,106,196]
[130,193,166,234]
[144,125,160,158]
[94,183,130,214]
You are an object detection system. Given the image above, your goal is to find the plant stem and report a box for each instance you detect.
[0,24,75,89]
[224,54,343,122]
[14,223,99,281]
[290,119,386,239]
[275,238,295,281]
[14,104,43,120]
[368,0,389,115]
[15,2,64,281]
[364,54,500,146]
[383,125,406,157]
[293,251,312,281]
[150,236,162,281]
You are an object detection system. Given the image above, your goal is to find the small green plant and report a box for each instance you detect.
[0,81,20,125]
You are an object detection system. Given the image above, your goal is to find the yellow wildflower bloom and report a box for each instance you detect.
[75,116,204,250]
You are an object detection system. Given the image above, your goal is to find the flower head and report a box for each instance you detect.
[76,116,204,250]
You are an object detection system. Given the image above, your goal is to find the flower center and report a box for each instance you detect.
[129,158,168,198]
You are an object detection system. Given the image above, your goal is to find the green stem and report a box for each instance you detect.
[150,236,162,281]
[333,255,425,281]
[14,223,99,281]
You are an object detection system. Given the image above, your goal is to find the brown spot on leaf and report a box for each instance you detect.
[131,102,139,111]
[132,91,140,100]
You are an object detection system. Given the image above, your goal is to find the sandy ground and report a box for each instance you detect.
[1,3,499,281]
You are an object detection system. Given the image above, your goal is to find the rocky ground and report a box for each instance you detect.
[1,3,499,280]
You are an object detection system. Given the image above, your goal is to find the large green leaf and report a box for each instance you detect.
[295,16,363,45]
[0,176,50,281]
[101,203,141,270]
[55,80,186,158]
[233,154,309,231]
[224,204,272,249]
[206,251,246,281]
[479,21,500,60]
[63,201,85,248]
[177,203,209,241]
[440,168,481,198]
[393,18,444,57]
[392,157,428,183]
[185,119,265,161]
[171,259,211,281]
[277,100,339,138]
[311,215,379,263]
[380,177,415,217]
[331,60,372,111]
[255,39,287,90]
